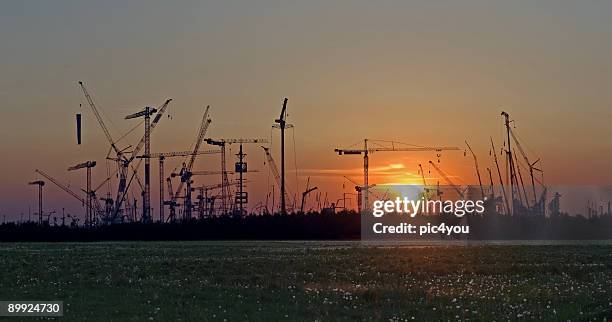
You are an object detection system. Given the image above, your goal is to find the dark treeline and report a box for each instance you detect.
[0,211,361,242]
[1,211,612,242]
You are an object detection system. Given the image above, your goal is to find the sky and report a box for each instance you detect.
[1,0,612,221]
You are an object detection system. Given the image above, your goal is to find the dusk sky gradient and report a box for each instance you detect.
[1,0,611,220]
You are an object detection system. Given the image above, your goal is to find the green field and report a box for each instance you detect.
[1,242,611,321]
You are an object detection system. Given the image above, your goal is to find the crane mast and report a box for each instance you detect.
[262,146,292,213]
[465,140,484,198]
[172,106,211,221]
[205,138,267,216]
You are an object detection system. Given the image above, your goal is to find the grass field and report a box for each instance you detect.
[1,242,612,321]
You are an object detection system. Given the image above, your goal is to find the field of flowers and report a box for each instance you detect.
[1,241,611,320]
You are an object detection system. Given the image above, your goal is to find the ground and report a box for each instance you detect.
[1,242,612,321]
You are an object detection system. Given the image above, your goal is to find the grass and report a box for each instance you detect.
[1,242,612,321]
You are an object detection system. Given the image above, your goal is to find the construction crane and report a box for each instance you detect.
[68,161,97,226]
[79,82,172,222]
[125,106,157,223]
[136,149,220,222]
[262,146,293,213]
[465,140,484,198]
[491,137,510,215]
[342,175,378,213]
[28,180,45,225]
[172,106,211,221]
[508,122,543,210]
[192,180,248,218]
[299,177,318,213]
[427,160,464,199]
[205,138,268,216]
[79,81,130,220]
[417,163,437,201]
[501,111,518,215]
[35,169,104,224]
[272,98,291,215]
[335,139,459,213]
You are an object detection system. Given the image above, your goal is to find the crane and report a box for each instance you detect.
[427,160,464,199]
[172,106,211,221]
[79,81,129,220]
[138,149,220,222]
[125,106,158,223]
[417,163,437,201]
[341,175,378,213]
[205,138,268,216]
[335,139,459,213]
[272,98,291,215]
[68,161,97,226]
[491,137,510,215]
[35,169,104,224]
[79,81,173,221]
[465,140,484,198]
[508,123,543,210]
[262,146,293,213]
[299,177,318,213]
[28,180,45,225]
[192,180,248,217]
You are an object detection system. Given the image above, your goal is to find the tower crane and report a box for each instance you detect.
[124,105,158,223]
[35,169,104,224]
[205,138,268,216]
[137,149,220,222]
[335,139,459,213]
[172,106,211,221]
[192,180,248,218]
[79,82,172,221]
[427,160,464,199]
[28,180,45,225]
[68,161,97,226]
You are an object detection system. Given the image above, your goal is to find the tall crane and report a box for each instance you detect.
[491,137,510,215]
[137,149,220,222]
[28,180,45,225]
[262,146,293,213]
[205,138,267,216]
[172,106,211,221]
[79,82,129,220]
[272,98,290,215]
[68,161,97,226]
[335,139,459,213]
[428,160,464,199]
[465,140,484,198]
[125,106,158,223]
[501,111,517,215]
[508,123,543,210]
[79,82,172,221]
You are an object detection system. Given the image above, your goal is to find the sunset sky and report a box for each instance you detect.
[1,0,612,220]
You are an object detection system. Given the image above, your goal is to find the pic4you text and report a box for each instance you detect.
[372,197,485,218]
